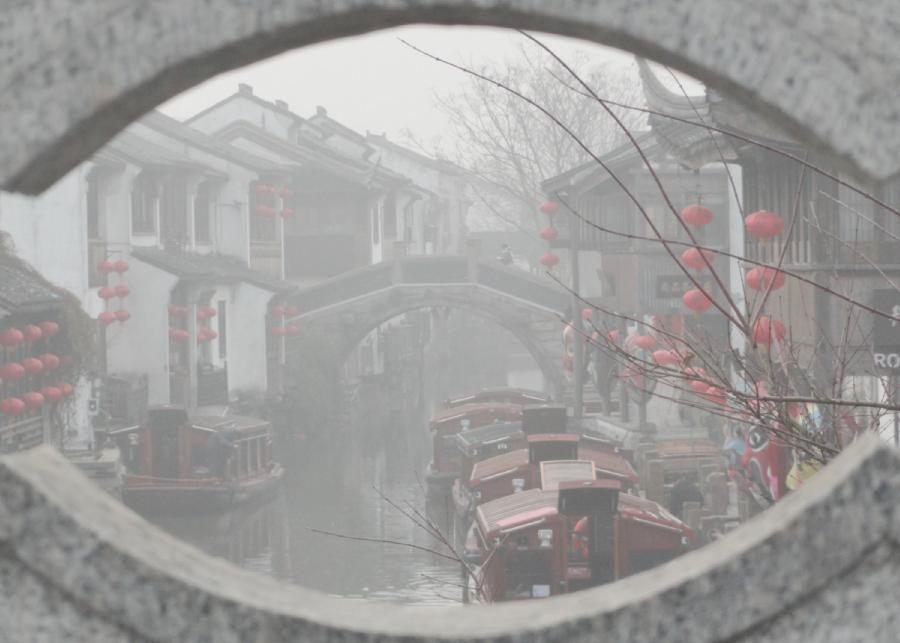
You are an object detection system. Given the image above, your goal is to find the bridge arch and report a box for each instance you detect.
[285,255,570,399]
[3,1,898,194]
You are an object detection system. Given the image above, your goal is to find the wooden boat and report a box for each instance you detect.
[111,406,284,513]
[464,471,690,602]
[425,402,523,490]
[444,388,551,409]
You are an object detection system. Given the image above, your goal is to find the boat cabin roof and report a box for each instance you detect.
[654,438,720,459]
[619,492,689,534]
[579,445,640,484]
[470,449,530,485]
[455,421,524,450]
[429,402,522,428]
[191,415,270,436]
[446,388,550,408]
[476,488,560,539]
[539,460,596,490]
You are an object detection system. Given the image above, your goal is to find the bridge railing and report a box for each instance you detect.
[288,261,393,317]
[476,261,569,312]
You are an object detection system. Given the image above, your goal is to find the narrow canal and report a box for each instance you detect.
[146,410,463,605]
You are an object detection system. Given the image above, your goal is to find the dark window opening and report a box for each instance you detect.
[131,173,159,235]
[217,300,227,360]
[194,182,213,245]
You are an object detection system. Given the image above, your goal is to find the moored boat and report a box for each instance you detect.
[111,406,284,513]
[444,387,551,409]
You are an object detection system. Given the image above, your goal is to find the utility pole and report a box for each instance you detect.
[570,204,584,419]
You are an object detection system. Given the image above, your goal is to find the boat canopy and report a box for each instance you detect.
[429,402,522,429]
[476,488,559,539]
[539,460,596,490]
[445,388,551,408]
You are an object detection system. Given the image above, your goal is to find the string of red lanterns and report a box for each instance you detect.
[537,200,560,268]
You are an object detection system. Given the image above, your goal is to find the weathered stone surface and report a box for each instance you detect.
[3,1,900,194]
[0,435,898,641]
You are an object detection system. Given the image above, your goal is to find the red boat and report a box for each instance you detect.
[111,407,284,513]
[444,388,551,409]
[425,401,523,490]
[464,470,690,602]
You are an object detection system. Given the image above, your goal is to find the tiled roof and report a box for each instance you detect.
[131,247,294,294]
[0,262,64,312]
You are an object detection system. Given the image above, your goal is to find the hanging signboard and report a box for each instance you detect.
[871,288,900,371]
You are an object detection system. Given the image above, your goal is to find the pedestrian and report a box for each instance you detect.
[669,475,704,520]
[497,243,513,265]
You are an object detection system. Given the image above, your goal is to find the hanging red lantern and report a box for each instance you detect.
[196,329,209,344]
[98,260,116,274]
[98,286,116,300]
[539,200,559,216]
[284,304,298,316]
[680,204,714,226]
[115,310,130,323]
[683,366,707,378]
[281,208,294,218]
[752,316,786,345]
[167,304,184,318]
[39,321,60,337]
[745,266,786,291]
[22,357,44,375]
[285,325,299,336]
[254,183,276,194]
[690,380,710,394]
[539,252,560,267]
[168,328,189,342]
[651,349,679,366]
[98,311,117,326]
[539,226,558,241]
[38,354,60,371]
[59,383,74,397]
[255,205,277,218]
[114,284,130,298]
[206,329,219,340]
[683,288,713,313]
[581,308,593,321]
[0,363,25,381]
[59,355,74,367]
[681,247,714,271]
[201,306,217,319]
[634,335,657,351]
[0,328,24,347]
[272,305,286,317]
[1,397,25,417]
[607,329,620,343]
[114,260,130,273]
[703,386,728,406]
[23,325,43,343]
[23,391,44,409]
[281,187,294,198]
[272,327,287,337]
[41,386,62,403]
[745,210,785,239]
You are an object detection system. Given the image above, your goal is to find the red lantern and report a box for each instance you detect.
[202,306,217,319]
[752,316,786,345]
[690,380,710,393]
[41,386,62,403]
[98,260,116,274]
[38,353,60,371]
[607,329,620,343]
[255,205,277,218]
[681,247,714,271]
[745,210,785,239]
[539,226,558,241]
[681,204,714,226]
[281,208,294,218]
[683,366,707,378]
[0,328,24,347]
[285,325,299,336]
[539,253,560,267]
[703,386,728,406]
[98,311,117,326]
[272,305,286,317]
[272,327,287,337]
[98,286,116,300]
[115,310,131,323]
[23,325,42,342]
[23,391,44,409]
[0,363,25,381]
[167,304,182,317]
[284,304,298,316]
[745,266,786,291]
[114,260,130,273]
[1,398,25,417]
[39,321,60,337]
[651,349,679,366]
[254,183,276,194]
[539,201,559,216]
[114,284,130,298]
[206,329,219,340]
[169,328,189,342]
[281,187,294,198]
[634,335,657,351]
[59,383,74,397]
[683,288,713,313]
[581,308,593,321]
[22,357,44,375]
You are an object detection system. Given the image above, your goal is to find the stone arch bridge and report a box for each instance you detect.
[284,251,570,398]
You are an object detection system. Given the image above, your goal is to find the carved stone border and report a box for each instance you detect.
[4,1,900,194]
[0,435,897,641]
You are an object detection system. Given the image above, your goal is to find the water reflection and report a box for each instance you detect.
[146,419,461,605]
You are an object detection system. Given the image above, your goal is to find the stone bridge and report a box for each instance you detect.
[3,0,900,640]
[285,248,570,398]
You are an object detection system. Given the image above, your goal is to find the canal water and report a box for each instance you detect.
[145,414,463,605]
